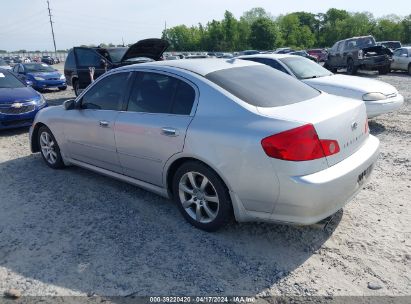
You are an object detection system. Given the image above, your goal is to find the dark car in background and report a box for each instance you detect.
[64,38,169,96]
[41,56,54,65]
[290,50,318,62]
[325,35,392,75]
[12,63,67,91]
[377,41,402,51]
[0,69,47,130]
[307,48,328,62]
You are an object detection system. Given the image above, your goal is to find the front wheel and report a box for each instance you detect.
[58,86,67,91]
[172,162,233,231]
[38,126,65,169]
[378,66,390,75]
[347,59,358,75]
[73,80,80,96]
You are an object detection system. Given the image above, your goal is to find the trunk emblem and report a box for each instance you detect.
[351,122,358,131]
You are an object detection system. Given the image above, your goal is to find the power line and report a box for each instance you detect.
[47,0,57,56]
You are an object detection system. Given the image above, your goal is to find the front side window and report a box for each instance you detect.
[242,58,290,75]
[393,49,402,57]
[206,65,320,108]
[127,72,195,115]
[81,72,130,110]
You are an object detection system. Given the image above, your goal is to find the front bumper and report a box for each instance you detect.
[32,79,66,89]
[366,94,404,118]
[0,103,47,130]
[232,135,380,225]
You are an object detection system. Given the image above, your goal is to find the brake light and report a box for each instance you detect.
[261,124,340,161]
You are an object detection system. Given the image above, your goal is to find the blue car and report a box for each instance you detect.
[12,62,67,91]
[0,69,48,130]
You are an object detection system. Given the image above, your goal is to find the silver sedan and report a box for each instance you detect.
[30,59,379,231]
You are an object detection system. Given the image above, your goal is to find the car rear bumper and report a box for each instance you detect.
[366,94,404,118]
[232,135,380,225]
[359,57,391,69]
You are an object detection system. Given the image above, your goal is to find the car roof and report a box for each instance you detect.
[117,58,261,76]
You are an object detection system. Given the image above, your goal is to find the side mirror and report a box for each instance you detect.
[63,99,76,110]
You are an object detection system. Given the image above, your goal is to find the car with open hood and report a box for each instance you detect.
[64,38,169,96]
[324,36,392,75]
[239,54,404,118]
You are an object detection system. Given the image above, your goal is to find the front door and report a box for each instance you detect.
[73,47,111,93]
[63,71,132,173]
[115,71,197,186]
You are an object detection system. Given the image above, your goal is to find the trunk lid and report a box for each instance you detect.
[120,38,169,63]
[257,92,368,167]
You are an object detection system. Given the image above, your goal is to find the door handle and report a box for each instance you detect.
[161,127,177,136]
[99,120,109,127]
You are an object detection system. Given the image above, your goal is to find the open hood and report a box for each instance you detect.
[121,38,169,62]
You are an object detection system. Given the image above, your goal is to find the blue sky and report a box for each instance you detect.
[1,0,409,51]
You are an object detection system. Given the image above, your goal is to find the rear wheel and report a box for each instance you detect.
[347,59,358,75]
[172,161,233,231]
[38,126,65,169]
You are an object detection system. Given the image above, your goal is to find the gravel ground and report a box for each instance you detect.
[0,69,410,300]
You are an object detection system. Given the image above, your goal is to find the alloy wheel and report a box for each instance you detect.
[40,131,57,165]
[178,171,219,224]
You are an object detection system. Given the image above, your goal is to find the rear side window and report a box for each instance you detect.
[65,50,75,70]
[127,72,195,115]
[205,65,320,108]
[81,72,130,110]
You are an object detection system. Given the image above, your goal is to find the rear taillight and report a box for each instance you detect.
[261,124,340,161]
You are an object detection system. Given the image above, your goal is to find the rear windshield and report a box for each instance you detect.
[205,65,320,107]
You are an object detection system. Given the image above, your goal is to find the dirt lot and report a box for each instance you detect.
[0,69,410,300]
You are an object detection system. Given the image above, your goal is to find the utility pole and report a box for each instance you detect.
[47,0,57,56]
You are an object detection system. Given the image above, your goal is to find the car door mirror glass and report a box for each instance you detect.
[63,99,76,110]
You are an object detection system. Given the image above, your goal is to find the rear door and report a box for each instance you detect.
[73,47,111,93]
[114,70,197,186]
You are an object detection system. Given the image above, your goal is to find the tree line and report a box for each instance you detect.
[161,7,411,51]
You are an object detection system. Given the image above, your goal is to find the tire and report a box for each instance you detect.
[408,64,411,76]
[58,86,67,91]
[38,126,65,169]
[73,79,80,96]
[172,161,233,231]
[378,66,390,75]
[347,59,358,75]
[324,63,337,73]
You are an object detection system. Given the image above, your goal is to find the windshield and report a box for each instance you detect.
[0,71,25,88]
[280,57,333,79]
[383,42,401,49]
[106,48,128,63]
[205,65,320,108]
[24,63,55,73]
[0,59,8,66]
